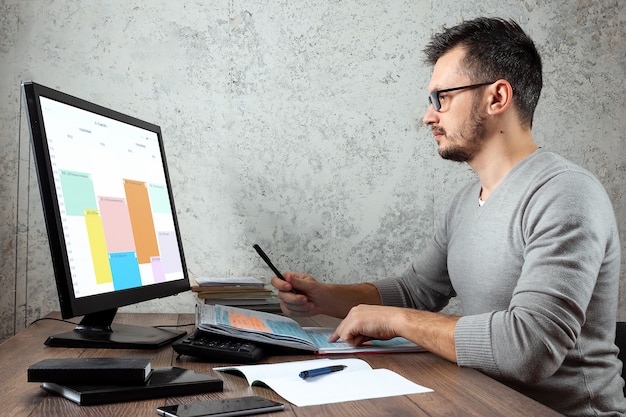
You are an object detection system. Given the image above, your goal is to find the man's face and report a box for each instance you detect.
[422,47,488,163]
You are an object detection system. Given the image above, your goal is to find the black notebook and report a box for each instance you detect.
[41,367,224,406]
[28,357,152,385]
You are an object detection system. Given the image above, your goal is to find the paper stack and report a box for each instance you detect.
[192,277,281,312]
[214,358,432,407]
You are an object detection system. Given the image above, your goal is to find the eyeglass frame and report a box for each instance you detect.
[428,81,495,112]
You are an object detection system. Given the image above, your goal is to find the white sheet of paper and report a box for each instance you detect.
[214,358,432,407]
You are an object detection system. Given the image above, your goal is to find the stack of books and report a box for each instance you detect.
[191,276,281,312]
[27,357,222,405]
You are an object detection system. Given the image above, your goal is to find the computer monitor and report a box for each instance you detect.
[21,81,191,349]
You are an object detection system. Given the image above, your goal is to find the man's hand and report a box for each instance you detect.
[329,304,399,345]
[270,272,322,317]
[330,304,460,363]
[270,272,382,318]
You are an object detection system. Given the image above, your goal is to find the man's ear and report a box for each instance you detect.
[487,79,513,115]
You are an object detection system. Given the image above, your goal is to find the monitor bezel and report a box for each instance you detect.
[21,81,190,320]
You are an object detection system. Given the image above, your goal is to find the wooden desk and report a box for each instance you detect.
[1,312,564,417]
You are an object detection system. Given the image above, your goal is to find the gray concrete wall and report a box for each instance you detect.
[1,1,624,341]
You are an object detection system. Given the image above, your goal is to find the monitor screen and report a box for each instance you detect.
[22,81,190,348]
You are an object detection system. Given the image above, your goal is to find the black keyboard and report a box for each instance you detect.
[172,330,265,363]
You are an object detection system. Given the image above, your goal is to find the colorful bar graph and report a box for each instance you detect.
[59,170,97,216]
[157,231,183,274]
[109,252,142,290]
[124,179,160,264]
[58,167,179,290]
[151,256,166,283]
[148,183,171,214]
[98,196,136,253]
[84,209,113,285]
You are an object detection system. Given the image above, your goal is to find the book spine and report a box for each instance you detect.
[28,368,147,385]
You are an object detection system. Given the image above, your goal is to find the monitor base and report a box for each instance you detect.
[45,309,186,349]
[44,323,186,349]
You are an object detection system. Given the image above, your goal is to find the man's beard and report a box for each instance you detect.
[437,98,487,163]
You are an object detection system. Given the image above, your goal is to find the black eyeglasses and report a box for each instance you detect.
[428,82,495,112]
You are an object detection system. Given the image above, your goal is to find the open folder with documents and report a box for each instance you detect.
[214,358,432,406]
[196,304,425,354]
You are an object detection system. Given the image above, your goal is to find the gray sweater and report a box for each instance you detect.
[373,149,626,416]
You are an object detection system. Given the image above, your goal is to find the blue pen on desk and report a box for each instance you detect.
[299,365,347,379]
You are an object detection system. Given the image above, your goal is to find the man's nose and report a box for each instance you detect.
[422,104,438,126]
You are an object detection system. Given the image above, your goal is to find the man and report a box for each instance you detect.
[271,17,626,417]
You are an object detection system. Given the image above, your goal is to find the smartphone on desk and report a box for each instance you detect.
[156,396,285,417]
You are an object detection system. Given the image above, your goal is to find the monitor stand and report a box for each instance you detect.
[44,308,186,349]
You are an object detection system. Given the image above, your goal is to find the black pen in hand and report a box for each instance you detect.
[253,244,298,293]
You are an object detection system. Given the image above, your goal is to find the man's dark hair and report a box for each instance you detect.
[423,17,542,127]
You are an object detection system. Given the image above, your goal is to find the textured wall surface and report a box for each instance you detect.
[0,0,624,342]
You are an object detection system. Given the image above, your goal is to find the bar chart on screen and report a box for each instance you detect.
[43,96,184,298]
